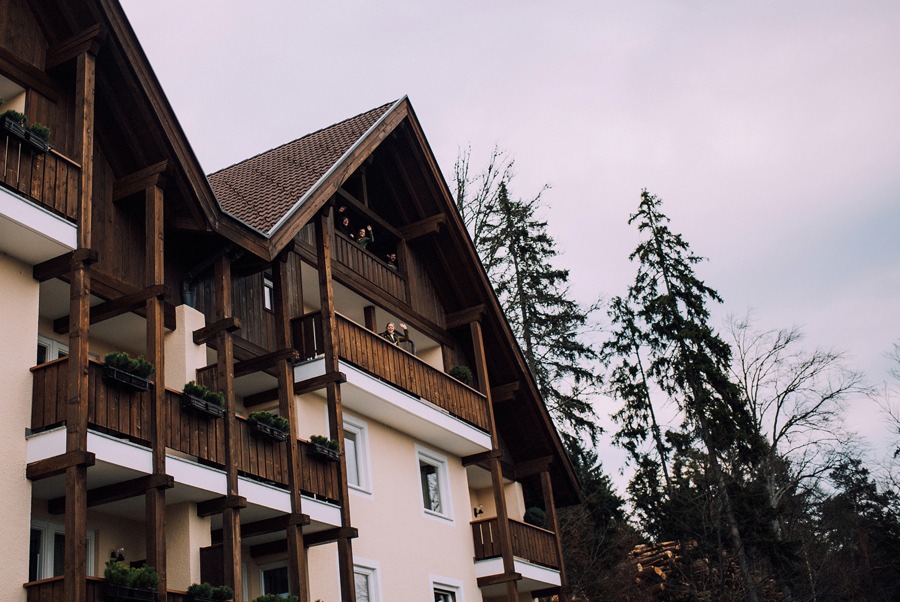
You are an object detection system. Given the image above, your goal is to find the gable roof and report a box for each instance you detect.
[208,100,399,236]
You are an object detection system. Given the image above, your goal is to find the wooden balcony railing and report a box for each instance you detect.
[297,223,407,303]
[1,133,80,221]
[471,517,561,570]
[24,576,190,601]
[291,311,490,432]
[30,359,340,503]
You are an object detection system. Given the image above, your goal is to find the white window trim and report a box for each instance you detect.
[415,445,453,522]
[263,276,274,311]
[353,556,382,602]
[430,574,464,602]
[344,414,372,495]
[30,519,95,580]
[37,334,68,364]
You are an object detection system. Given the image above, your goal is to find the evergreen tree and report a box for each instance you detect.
[454,151,601,443]
[611,190,763,601]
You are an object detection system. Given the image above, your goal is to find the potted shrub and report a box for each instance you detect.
[103,352,155,392]
[253,595,298,602]
[24,122,50,152]
[248,410,290,442]
[181,381,226,419]
[523,506,547,529]
[104,559,159,601]
[448,365,473,386]
[186,582,234,602]
[307,434,340,462]
[0,109,27,139]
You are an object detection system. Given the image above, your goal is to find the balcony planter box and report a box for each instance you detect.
[181,394,225,419]
[24,130,50,153]
[0,114,26,139]
[103,365,152,392]
[249,420,288,443]
[105,584,155,602]
[307,441,340,463]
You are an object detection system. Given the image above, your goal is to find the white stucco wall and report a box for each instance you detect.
[0,254,38,601]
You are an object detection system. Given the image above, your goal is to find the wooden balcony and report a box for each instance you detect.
[30,358,340,503]
[24,576,191,602]
[471,517,561,570]
[292,311,490,432]
[297,223,407,303]
[1,131,80,221]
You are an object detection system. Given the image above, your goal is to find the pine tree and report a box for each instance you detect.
[454,153,601,443]
[613,190,763,601]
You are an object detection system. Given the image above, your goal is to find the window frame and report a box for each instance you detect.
[344,414,372,494]
[258,560,289,597]
[430,574,463,602]
[37,335,68,365]
[353,558,381,602]
[29,519,95,581]
[416,445,452,521]
[262,276,274,312]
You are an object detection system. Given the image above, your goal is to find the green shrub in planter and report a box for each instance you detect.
[448,365,473,386]
[253,595,298,602]
[26,123,50,141]
[103,559,131,586]
[309,434,339,451]
[104,351,155,379]
[523,506,547,528]
[1,109,27,126]
[187,582,233,601]
[249,410,290,433]
[104,559,159,590]
[184,380,225,407]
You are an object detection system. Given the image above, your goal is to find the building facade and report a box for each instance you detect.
[1,1,579,601]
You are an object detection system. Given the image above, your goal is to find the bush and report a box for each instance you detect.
[310,434,339,451]
[249,410,289,433]
[1,109,26,126]
[104,560,159,590]
[253,595,298,602]
[104,351,155,379]
[26,122,50,141]
[448,365,473,385]
[184,381,226,407]
[187,582,233,601]
[524,506,547,528]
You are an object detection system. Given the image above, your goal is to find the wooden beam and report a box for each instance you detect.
[303,527,359,548]
[211,514,310,544]
[515,456,554,479]
[461,449,503,467]
[113,160,169,201]
[234,348,299,378]
[476,572,522,588]
[48,474,173,514]
[0,46,62,102]
[243,371,347,408]
[33,249,98,282]
[193,317,241,345]
[445,305,485,330]
[249,540,287,558]
[399,215,445,240]
[26,451,95,481]
[53,284,167,334]
[196,495,247,518]
[45,24,106,70]
[491,381,520,404]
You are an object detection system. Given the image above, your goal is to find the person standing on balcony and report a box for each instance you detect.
[357,225,375,250]
[339,215,355,239]
[385,252,398,270]
[380,322,408,345]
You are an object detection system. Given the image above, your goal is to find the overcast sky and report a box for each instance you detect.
[121,0,900,485]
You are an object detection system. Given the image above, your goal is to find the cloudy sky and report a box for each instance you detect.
[121,0,900,482]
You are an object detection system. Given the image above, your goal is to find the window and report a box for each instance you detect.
[353,561,380,602]
[417,447,451,519]
[29,520,94,581]
[344,415,370,492]
[260,562,289,597]
[263,276,274,311]
[434,588,457,602]
[37,335,68,365]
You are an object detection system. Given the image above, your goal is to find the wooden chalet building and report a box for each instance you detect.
[0,0,580,600]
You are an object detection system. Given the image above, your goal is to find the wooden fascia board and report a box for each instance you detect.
[265,101,411,256]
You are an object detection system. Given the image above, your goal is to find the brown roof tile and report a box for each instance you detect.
[208,100,397,234]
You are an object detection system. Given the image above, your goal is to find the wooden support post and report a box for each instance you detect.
[315,208,357,602]
[65,49,95,602]
[471,320,520,600]
[145,184,167,601]
[274,252,310,602]
[540,469,569,601]
[215,255,244,601]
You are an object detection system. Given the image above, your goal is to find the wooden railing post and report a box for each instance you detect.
[315,206,357,602]
[274,250,310,602]
[540,469,568,599]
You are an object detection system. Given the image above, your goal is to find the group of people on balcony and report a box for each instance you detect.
[337,205,399,270]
